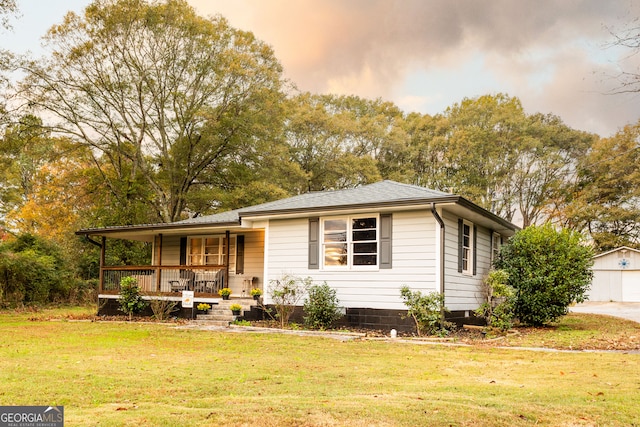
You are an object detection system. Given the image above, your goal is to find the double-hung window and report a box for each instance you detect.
[322,215,378,268]
[457,219,475,275]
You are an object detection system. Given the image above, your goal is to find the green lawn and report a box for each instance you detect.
[0,307,638,426]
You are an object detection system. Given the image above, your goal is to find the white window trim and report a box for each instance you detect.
[321,214,379,270]
[462,220,474,276]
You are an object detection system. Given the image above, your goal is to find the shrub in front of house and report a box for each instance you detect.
[118,276,148,320]
[269,274,312,328]
[400,286,450,336]
[303,282,342,329]
[474,269,515,331]
[495,223,593,326]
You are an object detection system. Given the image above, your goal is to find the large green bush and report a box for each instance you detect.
[495,223,593,326]
[0,233,75,305]
[303,282,342,329]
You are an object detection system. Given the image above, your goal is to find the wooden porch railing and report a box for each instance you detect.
[100,265,227,295]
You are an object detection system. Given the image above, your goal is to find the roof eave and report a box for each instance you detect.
[75,220,242,238]
[454,197,520,233]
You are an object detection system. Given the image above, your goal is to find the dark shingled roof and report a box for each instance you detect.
[176,180,453,225]
[77,180,518,236]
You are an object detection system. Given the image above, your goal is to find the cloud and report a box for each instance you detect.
[192,0,640,135]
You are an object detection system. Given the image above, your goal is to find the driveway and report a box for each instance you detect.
[570,302,640,323]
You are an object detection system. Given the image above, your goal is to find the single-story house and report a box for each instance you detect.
[588,246,640,302]
[76,180,519,329]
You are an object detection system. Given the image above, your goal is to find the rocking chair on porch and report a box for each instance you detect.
[194,270,224,293]
[169,270,195,292]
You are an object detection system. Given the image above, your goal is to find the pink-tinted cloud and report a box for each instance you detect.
[192,0,640,135]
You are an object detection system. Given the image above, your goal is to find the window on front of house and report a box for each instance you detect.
[187,235,237,272]
[322,215,378,268]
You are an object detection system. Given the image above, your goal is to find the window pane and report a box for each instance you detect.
[353,242,377,254]
[354,254,377,265]
[324,231,347,242]
[190,238,202,254]
[352,217,376,230]
[324,219,347,231]
[324,219,347,244]
[324,244,347,266]
[353,229,376,241]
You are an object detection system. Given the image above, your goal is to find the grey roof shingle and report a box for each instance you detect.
[177,180,452,225]
[76,180,518,236]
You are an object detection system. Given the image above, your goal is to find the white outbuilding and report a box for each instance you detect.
[589,246,640,302]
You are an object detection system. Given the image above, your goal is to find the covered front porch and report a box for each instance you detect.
[77,217,266,308]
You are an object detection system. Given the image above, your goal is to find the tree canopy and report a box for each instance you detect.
[20,0,286,223]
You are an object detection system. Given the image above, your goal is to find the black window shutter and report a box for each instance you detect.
[236,235,245,274]
[309,217,319,269]
[379,213,392,269]
[179,237,187,265]
[457,219,463,273]
[473,225,478,276]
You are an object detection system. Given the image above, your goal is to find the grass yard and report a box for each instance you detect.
[0,307,639,426]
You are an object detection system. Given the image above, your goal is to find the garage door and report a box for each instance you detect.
[621,270,640,302]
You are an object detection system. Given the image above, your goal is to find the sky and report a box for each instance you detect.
[3,0,640,137]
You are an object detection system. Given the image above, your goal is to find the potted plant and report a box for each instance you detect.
[219,288,232,300]
[196,303,211,314]
[250,288,263,300]
[229,303,242,316]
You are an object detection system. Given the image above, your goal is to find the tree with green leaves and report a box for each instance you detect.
[437,93,524,221]
[19,0,286,223]
[495,223,593,326]
[377,111,446,188]
[284,93,401,192]
[557,121,640,250]
[0,233,75,305]
[514,113,595,227]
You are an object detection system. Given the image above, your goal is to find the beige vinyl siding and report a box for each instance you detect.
[233,230,265,293]
[442,211,492,311]
[159,235,182,265]
[265,210,438,310]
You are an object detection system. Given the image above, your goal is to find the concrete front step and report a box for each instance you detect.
[195,298,256,323]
